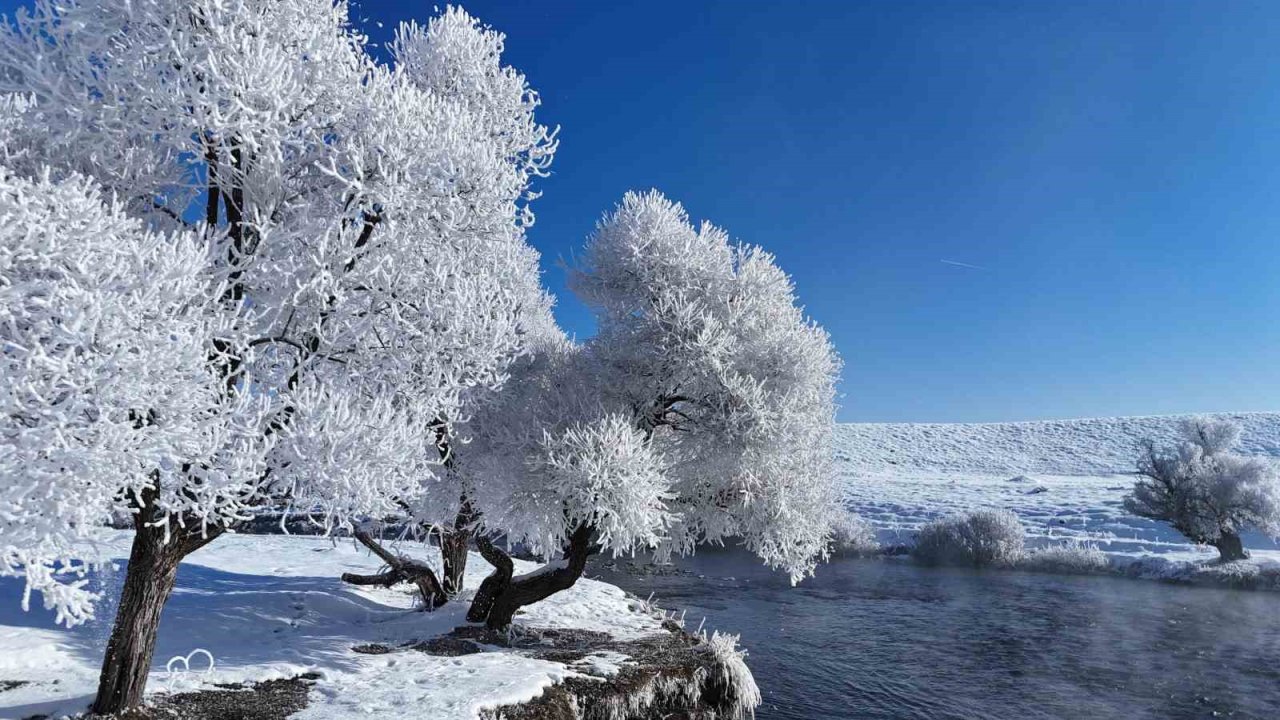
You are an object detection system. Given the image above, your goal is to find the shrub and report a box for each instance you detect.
[829,510,879,557]
[1018,541,1109,575]
[912,510,1025,568]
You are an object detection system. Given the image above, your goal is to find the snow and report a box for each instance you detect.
[571,651,632,678]
[837,412,1280,566]
[837,412,1280,476]
[0,533,666,719]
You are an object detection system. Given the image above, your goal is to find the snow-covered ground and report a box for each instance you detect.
[837,412,1280,567]
[7,412,1278,718]
[0,533,667,720]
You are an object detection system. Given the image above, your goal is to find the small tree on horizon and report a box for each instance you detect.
[1125,418,1280,562]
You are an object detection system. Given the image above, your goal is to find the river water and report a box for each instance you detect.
[592,550,1280,719]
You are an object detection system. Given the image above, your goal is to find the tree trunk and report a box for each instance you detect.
[1215,530,1249,562]
[467,535,514,624]
[440,501,477,597]
[469,525,595,631]
[440,526,472,597]
[345,529,448,609]
[92,521,220,715]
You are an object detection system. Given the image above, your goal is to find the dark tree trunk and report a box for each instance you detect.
[92,521,221,715]
[440,524,473,597]
[440,500,478,596]
[469,525,595,631]
[344,529,448,609]
[1215,530,1248,562]
[466,535,514,624]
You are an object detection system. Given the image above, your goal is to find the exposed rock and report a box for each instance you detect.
[480,624,759,720]
[409,633,486,657]
[351,643,394,655]
[95,673,320,720]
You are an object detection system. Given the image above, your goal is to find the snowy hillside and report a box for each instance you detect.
[836,412,1280,561]
[836,412,1280,476]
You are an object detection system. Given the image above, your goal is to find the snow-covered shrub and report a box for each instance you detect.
[1187,559,1280,591]
[1018,541,1109,575]
[829,510,879,557]
[912,510,1025,568]
[1125,417,1280,562]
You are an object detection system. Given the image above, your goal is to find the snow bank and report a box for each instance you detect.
[0,532,754,720]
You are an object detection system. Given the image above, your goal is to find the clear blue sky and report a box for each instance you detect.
[12,0,1280,422]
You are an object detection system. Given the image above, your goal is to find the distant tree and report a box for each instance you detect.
[0,1,549,713]
[458,190,843,631]
[1125,418,1280,562]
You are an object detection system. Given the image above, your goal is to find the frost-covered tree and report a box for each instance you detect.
[0,1,550,712]
[458,190,842,630]
[1126,418,1280,562]
[0,169,264,627]
[338,5,557,602]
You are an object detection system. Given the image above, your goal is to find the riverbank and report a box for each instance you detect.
[837,413,1280,584]
[0,533,758,720]
[857,547,1280,593]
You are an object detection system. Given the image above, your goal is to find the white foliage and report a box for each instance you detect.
[1125,417,1280,548]
[702,631,762,719]
[392,5,557,189]
[1018,541,1109,575]
[527,414,672,554]
[450,330,675,559]
[452,191,839,582]
[829,509,879,557]
[0,169,257,625]
[0,1,552,622]
[267,382,435,534]
[569,190,842,583]
[912,510,1026,568]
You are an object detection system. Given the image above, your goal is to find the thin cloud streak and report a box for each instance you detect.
[940,259,988,271]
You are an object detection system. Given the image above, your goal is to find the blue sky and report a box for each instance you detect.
[354,0,1280,423]
[10,0,1280,422]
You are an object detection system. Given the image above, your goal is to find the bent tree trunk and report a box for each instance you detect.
[468,525,595,631]
[92,519,221,715]
[343,529,449,609]
[346,499,477,603]
[1214,530,1248,562]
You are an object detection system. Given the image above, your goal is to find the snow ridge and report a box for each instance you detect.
[837,412,1280,476]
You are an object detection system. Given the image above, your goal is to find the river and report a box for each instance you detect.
[593,550,1280,719]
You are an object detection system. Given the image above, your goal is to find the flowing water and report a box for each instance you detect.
[593,550,1280,719]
